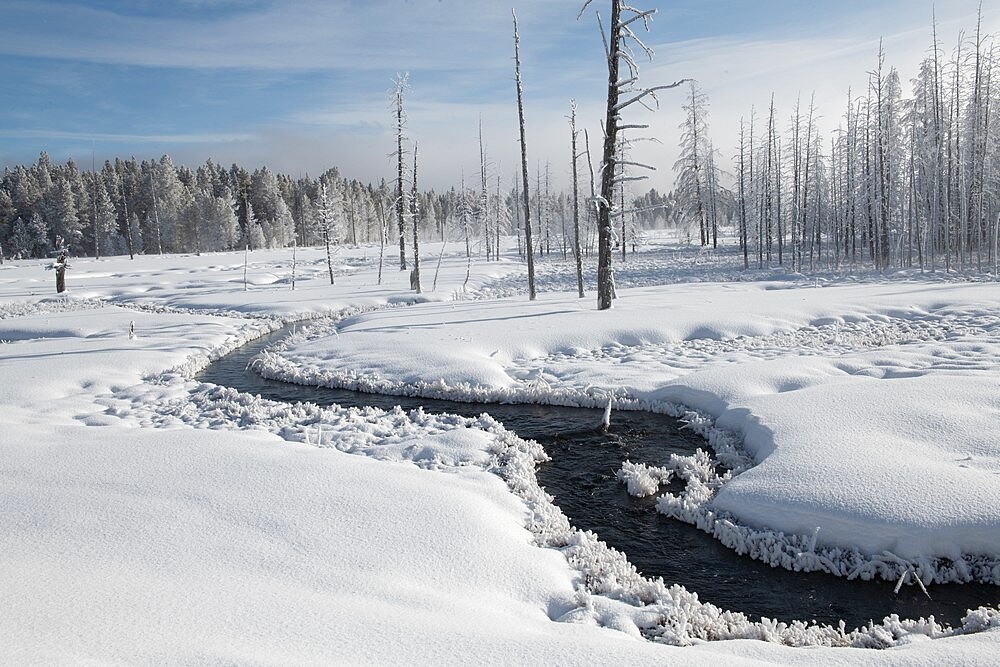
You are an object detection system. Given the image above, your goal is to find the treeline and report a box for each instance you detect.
[0,153,518,261]
[0,153,358,259]
[0,151,652,263]
[729,19,999,273]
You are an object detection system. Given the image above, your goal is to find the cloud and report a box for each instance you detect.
[1,0,997,193]
[0,129,252,144]
[0,0,580,72]
[623,1,1000,188]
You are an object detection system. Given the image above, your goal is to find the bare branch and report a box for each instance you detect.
[612,175,650,184]
[622,26,654,59]
[619,8,656,30]
[629,136,663,145]
[617,50,640,80]
[596,11,610,63]
[614,80,691,112]
[636,97,658,113]
[618,160,657,171]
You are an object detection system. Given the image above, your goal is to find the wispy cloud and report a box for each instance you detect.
[1,0,996,190]
[0,129,252,143]
[0,0,579,72]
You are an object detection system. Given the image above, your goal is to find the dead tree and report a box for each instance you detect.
[580,0,686,309]
[392,73,409,271]
[570,100,585,297]
[54,252,68,293]
[479,118,492,262]
[513,10,537,300]
[411,143,422,293]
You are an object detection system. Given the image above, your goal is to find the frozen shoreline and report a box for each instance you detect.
[255,316,1000,588]
[259,276,1000,583]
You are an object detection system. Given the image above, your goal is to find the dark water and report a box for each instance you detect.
[196,326,999,630]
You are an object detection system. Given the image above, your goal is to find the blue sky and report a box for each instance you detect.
[0,0,995,190]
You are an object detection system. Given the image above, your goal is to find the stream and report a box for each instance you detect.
[195,325,999,629]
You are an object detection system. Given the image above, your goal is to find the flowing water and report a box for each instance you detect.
[196,325,999,629]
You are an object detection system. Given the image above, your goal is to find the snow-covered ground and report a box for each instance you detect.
[2,238,999,663]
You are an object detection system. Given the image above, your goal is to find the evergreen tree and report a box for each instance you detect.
[46,179,79,252]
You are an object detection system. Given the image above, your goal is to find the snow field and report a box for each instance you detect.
[2,242,1000,662]
[263,277,1000,586]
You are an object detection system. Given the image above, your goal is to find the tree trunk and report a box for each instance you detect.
[571,101,585,298]
[513,11,536,300]
[411,144,422,293]
[596,0,623,310]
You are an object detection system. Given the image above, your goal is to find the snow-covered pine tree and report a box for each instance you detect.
[46,178,78,254]
[317,181,342,285]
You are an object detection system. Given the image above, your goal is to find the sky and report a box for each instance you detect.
[0,0,996,192]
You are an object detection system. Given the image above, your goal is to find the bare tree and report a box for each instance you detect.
[584,129,598,254]
[579,0,686,309]
[570,100,585,297]
[375,197,388,285]
[738,117,749,268]
[673,81,711,247]
[391,73,409,271]
[479,118,492,262]
[513,10,537,300]
[411,143,422,293]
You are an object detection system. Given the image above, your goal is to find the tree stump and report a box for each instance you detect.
[55,252,67,293]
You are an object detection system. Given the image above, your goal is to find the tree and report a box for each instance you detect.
[411,143,422,293]
[478,119,492,262]
[512,10,537,300]
[570,100,585,297]
[91,176,120,257]
[150,156,188,253]
[8,217,33,258]
[107,160,135,259]
[674,81,711,246]
[194,189,238,252]
[45,179,77,252]
[459,174,474,290]
[317,181,342,285]
[249,167,293,248]
[246,202,265,251]
[0,188,13,264]
[392,73,410,271]
[580,0,686,309]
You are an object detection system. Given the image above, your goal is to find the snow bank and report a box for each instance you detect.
[262,279,1000,586]
[3,244,1000,662]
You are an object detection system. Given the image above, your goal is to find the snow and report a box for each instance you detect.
[1,239,999,662]
[266,273,1000,586]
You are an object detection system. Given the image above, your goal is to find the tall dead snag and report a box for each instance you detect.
[570,100,585,298]
[513,10,537,300]
[392,73,409,271]
[479,118,492,262]
[411,143,422,293]
[738,117,749,269]
[580,0,686,310]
